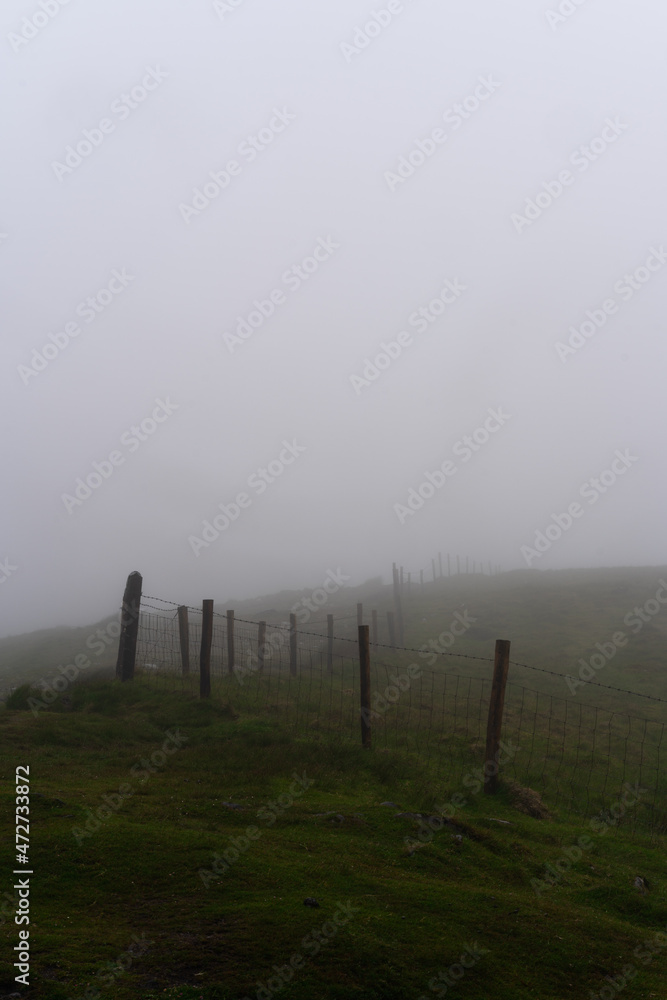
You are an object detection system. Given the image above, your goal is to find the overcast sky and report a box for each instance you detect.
[1,0,666,636]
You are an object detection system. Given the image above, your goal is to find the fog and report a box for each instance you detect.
[2,0,665,636]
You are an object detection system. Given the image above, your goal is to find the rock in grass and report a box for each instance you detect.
[303,897,320,908]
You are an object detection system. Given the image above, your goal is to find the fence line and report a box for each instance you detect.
[121,580,666,834]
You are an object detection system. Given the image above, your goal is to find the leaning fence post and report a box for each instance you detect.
[258,621,266,674]
[177,605,190,675]
[387,611,396,651]
[116,571,142,682]
[327,614,334,673]
[484,639,511,794]
[359,624,371,749]
[200,600,213,698]
[227,610,235,674]
[289,613,297,676]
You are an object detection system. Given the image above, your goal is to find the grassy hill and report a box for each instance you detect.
[1,566,666,997]
[0,679,666,999]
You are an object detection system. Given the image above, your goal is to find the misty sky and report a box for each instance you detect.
[2,0,666,636]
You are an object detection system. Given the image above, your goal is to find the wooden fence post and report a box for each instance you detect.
[484,639,511,795]
[359,625,371,749]
[420,569,424,593]
[371,609,378,647]
[438,552,443,578]
[400,566,404,592]
[431,558,436,583]
[387,611,396,651]
[227,610,235,674]
[257,621,266,674]
[116,571,142,682]
[357,603,363,627]
[289,613,297,676]
[327,614,334,673]
[392,564,404,645]
[200,600,213,698]
[177,605,190,675]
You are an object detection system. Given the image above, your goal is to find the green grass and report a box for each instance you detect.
[0,678,666,999]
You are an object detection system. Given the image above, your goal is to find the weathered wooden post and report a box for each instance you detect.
[484,640,511,795]
[257,620,266,674]
[359,625,371,749]
[371,609,378,647]
[327,614,334,673]
[289,613,297,676]
[177,605,190,675]
[227,610,235,674]
[200,600,213,698]
[387,611,396,651]
[116,571,142,682]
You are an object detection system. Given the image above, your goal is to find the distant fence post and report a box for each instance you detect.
[371,609,378,647]
[200,600,213,698]
[431,558,436,583]
[177,605,190,675]
[438,552,443,578]
[289,613,297,676]
[327,614,334,673]
[387,611,396,651]
[420,569,424,593]
[484,639,511,795]
[457,555,460,575]
[258,621,266,674]
[359,624,371,749]
[357,603,363,627]
[227,610,235,674]
[448,554,451,577]
[116,571,142,682]
[392,564,404,645]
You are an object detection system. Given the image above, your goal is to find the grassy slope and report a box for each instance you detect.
[0,680,665,1000]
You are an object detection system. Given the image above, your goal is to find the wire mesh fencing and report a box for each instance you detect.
[130,596,666,835]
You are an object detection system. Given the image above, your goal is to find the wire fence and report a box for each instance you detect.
[131,596,666,836]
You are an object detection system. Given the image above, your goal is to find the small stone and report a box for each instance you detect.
[303,897,320,908]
